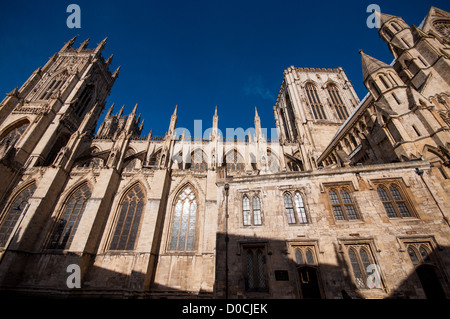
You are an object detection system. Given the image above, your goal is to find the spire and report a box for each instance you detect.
[139,119,145,131]
[112,66,121,79]
[173,104,178,116]
[95,37,108,54]
[106,103,115,117]
[131,103,138,115]
[359,50,391,81]
[60,35,78,52]
[375,11,400,27]
[118,104,125,117]
[106,54,114,67]
[214,105,218,117]
[77,38,90,52]
[254,106,262,140]
[168,105,178,135]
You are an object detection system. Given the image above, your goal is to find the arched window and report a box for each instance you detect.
[279,108,290,141]
[379,75,390,89]
[0,120,30,151]
[169,186,197,251]
[190,149,208,171]
[0,183,36,247]
[370,81,381,98]
[305,249,314,264]
[305,83,327,120]
[39,72,67,100]
[74,84,95,117]
[48,183,91,250]
[347,246,376,289]
[377,184,412,218]
[243,196,251,226]
[148,149,161,166]
[242,195,262,226]
[327,84,349,120]
[285,91,298,139]
[253,196,262,225]
[226,149,245,172]
[295,249,303,264]
[284,192,309,225]
[408,246,420,264]
[109,184,145,250]
[384,28,394,39]
[294,192,308,224]
[124,158,138,171]
[284,193,296,224]
[328,188,358,220]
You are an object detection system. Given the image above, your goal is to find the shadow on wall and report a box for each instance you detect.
[214,232,450,300]
[0,228,448,299]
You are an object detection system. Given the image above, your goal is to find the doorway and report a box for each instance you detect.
[297,266,322,299]
[416,265,446,299]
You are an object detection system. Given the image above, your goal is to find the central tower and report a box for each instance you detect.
[273,66,360,171]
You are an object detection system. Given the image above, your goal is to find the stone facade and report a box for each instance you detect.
[0,7,449,299]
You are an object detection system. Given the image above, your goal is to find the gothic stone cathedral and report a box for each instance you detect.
[0,7,449,299]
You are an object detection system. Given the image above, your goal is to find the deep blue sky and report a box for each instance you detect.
[1,0,449,137]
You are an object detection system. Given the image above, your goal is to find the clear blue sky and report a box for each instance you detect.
[1,0,449,137]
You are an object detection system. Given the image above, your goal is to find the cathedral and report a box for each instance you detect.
[0,6,449,299]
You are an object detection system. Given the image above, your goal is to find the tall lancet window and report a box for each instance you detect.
[169,186,197,251]
[109,185,146,250]
[48,183,91,250]
[0,183,36,247]
[285,92,298,140]
[305,83,327,120]
[327,84,349,120]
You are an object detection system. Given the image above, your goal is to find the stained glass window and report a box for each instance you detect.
[48,184,91,250]
[109,185,145,250]
[169,186,197,251]
[0,183,36,247]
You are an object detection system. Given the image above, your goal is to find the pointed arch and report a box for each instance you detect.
[188,148,208,171]
[0,118,30,151]
[305,82,327,120]
[169,183,198,251]
[0,181,36,247]
[47,181,92,250]
[148,148,162,166]
[326,83,349,120]
[225,149,245,171]
[108,182,146,250]
[38,69,69,100]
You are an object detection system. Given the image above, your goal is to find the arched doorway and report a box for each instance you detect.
[416,265,446,299]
